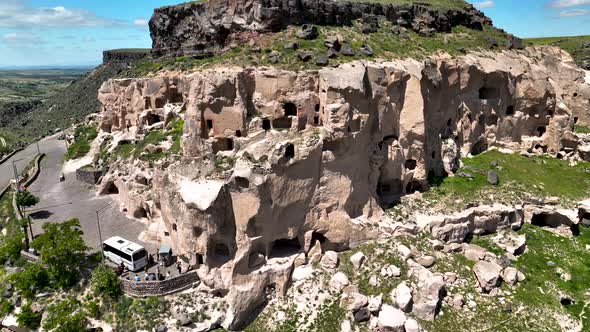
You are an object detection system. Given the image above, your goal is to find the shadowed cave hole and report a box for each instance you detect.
[531,213,575,233]
[349,118,361,132]
[144,97,151,110]
[313,116,320,126]
[155,97,166,108]
[471,140,488,156]
[404,159,417,170]
[284,143,295,159]
[315,104,320,113]
[406,180,424,194]
[213,243,231,264]
[235,130,242,137]
[206,119,213,130]
[262,119,271,131]
[270,238,302,258]
[133,207,148,219]
[273,117,292,129]
[536,126,546,137]
[479,87,500,100]
[105,182,119,195]
[574,117,579,124]
[235,176,250,189]
[561,297,574,306]
[283,102,297,117]
[145,113,163,126]
[506,105,514,116]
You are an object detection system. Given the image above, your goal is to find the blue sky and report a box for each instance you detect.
[0,0,589,67]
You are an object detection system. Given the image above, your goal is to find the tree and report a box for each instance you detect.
[16,303,42,330]
[11,263,49,298]
[15,190,39,250]
[91,265,121,299]
[15,190,39,212]
[31,219,88,288]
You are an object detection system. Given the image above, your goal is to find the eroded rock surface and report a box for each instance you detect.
[96,46,590,329]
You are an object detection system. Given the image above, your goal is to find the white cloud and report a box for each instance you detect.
[548,0,590,8]
[1,32,44,44]
[558,8,590,16]
[133,18,148,27]
[0,0,125,28]
[474,1,495,9]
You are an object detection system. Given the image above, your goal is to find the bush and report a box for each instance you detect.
[0,231,24,264]
[91,265,121,299]
[31,219,88,288]
[43,297,87,332]
[16,303,42,330]
[11,263,49,298]
[0,298,13,316]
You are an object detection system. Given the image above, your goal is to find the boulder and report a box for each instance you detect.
[321,251,339,269]
[416,255,435,268]
[487,170,499,185]
[284,41,299,50]
[354,307,371,322]
[502,267,522,286]
[315,55,329,67]
[330,272,350,292]
[296,24,318,40]
[368,295,383,313]
[404,318,420,332]
[350,252,367,269]
[413,274,445,321]
[392,282,413,312]
[378,305,407,332]
[473,260,503,292]
[341,291,368,312]
[298,52,313,62]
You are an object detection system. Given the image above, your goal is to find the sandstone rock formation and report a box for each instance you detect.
[95,45,590,329]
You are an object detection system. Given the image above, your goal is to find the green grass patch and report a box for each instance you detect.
[574,125,590,134]
[66,125,98,160]
[348,0,467,10]
[525,35,590,66]
[422,150,590,211]
[123,22,509,76]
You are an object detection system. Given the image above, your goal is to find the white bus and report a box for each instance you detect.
[103,236,148,272]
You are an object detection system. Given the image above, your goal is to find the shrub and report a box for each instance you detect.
[11,263,49,298]
[91,265,121,299]
[43,297,87,332]
[0,298,13,317]
[31,219,88,288]
[16,303,42,330]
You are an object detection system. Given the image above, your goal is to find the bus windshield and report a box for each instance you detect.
[132,249,147,262]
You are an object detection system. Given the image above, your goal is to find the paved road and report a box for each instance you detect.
[0,136,64,189]
[13,136,156,255]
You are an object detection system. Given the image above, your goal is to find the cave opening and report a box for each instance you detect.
[105,182,119,195]
[145,113,163,126]
[284,143,295,159]
[479,87,499,100]
[172,223,177,231]
[246,217,259,238]
[313,116,320,126]
[235,176,250,189]
[262,119,271,131]
[270,238,302,258]
[349,118,361,132]
[212,137,234,153]
[536,126,546,137]
[133,207,148,219]
[235,130,242,137]
[506,105,514,116]
[154,97,166,109]
[315,104,320,113]
[273,117,292,129]
[406,180,424,194]
[471,140,488,156]
[283,102,297,117]
[213,243,231,264]
[206,119,213,130]
[404,159,417,170]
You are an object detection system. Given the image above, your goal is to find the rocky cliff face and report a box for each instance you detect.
[149,0,491,57]
[96,46,590,329]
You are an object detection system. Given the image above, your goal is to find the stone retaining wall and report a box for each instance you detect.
[76,167,105,185]
[20,250,40,263]
[0,148,24,166]
[13,153,44,220]
[120,270,199,297]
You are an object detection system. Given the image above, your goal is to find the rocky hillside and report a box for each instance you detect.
[0,50,150,151]
[124,0,523,76]
[526,35,590,70]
